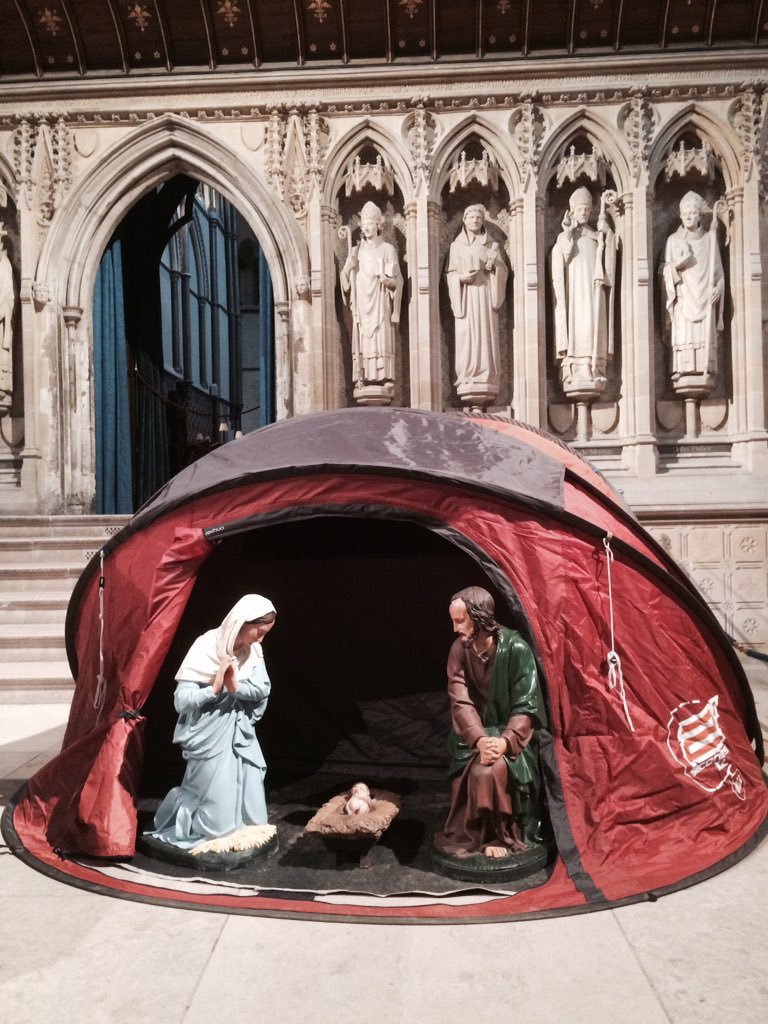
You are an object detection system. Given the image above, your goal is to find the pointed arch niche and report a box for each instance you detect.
[541,125,626,444]
[650,117,733,443]
[333,140,411,408]
[437,130,515,412]
[34,116,306,513]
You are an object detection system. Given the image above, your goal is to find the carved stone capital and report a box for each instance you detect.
[62,305,83,328]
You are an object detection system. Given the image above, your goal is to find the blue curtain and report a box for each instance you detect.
[258,249,275,426]
[94,240,133,514]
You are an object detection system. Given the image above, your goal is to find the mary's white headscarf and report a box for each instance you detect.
[175,594,276,685]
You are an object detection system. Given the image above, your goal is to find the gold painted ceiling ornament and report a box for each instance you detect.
[217,1,241,28]
[307,0,332,23]
[400,0,424,18]
[127,4,152,33]
[38,7,63,36]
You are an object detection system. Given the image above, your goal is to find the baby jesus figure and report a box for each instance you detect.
[343,782,372,816]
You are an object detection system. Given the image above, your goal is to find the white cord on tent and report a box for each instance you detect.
[93,548,107,717]
[603,534,635,733]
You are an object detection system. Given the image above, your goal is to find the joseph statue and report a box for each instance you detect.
[435,586,547,859]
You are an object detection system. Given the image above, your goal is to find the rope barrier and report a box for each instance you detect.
[603,533,635,733]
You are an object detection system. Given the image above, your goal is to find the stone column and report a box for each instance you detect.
[273,299,291,420]
[621,189,657,476]
[514,191,542,426]
[61,304,92,512]
[728,183,768,472]
[317,202,343,410]
[407,197,441,410]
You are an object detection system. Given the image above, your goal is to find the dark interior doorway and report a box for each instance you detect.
[94,175,275,513]
[140,515,513,796]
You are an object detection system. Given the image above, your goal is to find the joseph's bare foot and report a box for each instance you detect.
[484,845,509,859]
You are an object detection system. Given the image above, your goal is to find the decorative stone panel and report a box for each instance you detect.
[644,519,768,651]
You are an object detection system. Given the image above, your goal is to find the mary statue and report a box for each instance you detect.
[147,594,277,856]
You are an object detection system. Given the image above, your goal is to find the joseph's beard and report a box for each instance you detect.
[459,626,479,647]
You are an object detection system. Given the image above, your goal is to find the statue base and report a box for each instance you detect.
[561,379,607,402]
[430,841,550,884]
[456,382,498,410]
[139,825,279,872]
[354,382,394,406]
[671,374,714,399]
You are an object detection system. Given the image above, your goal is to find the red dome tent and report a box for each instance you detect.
[6,409,766,923]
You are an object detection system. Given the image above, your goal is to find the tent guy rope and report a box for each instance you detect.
[603,533,635,733]
[93,547,107,718]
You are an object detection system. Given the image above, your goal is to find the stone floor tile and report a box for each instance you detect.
[182,912,670,1024]
[613,840,768,1024]
[0,896,225,1024]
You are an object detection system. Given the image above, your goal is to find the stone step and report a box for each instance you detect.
[0,624,67,661]
[0,564,85,591]
[0,660,74,689]
[0,537,108,565]
[0,516,129,695]
[0,593,70,623]
[0,515,129,538]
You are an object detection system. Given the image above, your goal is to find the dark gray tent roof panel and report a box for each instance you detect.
[137,409,565,525]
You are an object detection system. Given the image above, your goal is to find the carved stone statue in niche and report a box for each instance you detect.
[0,223,14,413]
[660,190,724,397]
[446,204,508,409]
[339,201,403,406]
[551,187,617,400]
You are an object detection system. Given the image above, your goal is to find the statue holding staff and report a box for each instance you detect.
[339,201,403,399]
[551,187,617,398]
[660,190,725,393]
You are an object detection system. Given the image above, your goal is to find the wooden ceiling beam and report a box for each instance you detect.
[522,0,532,56]
[12,0,44,78]
[705,0,717,46]
[614,0,626,51]
[339,0,350,63]
[292,0,305,66]
[567,0,578,55]
[659,0,671,48]
[153,0,174,71]
[60,0,86,75]
[752,0,764,44]
[197,0,216,69]
[244,0,262,67]
[105,0,130,74]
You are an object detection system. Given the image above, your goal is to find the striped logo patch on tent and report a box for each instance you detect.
[676,697,726,771]
[667,696,746,800]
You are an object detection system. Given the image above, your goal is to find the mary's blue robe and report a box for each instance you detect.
[149,661,271,849]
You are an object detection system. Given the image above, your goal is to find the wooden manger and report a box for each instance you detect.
[304,788,401,868]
